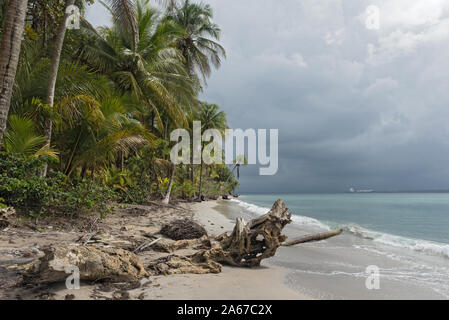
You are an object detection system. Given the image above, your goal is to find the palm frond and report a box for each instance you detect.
[105,0,139,51]
[3,115,58,160]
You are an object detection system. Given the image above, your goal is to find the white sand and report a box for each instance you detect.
[144,265,309,300]
[192,200,235,235]
[142,200,310,300]
[0,200,311,300]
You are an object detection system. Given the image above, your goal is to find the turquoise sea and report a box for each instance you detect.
[237,193,449,251]
[221,193,449,298]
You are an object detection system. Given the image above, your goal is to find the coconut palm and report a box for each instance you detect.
[75,1,197,134]
[194,102,226,199]
[0,0,28,143]
[41,0,76,176]
[102,0,181,50]
[104,0,139,52]
[8,37,127,175]
[161,139,176,204]
[166,0,225,85]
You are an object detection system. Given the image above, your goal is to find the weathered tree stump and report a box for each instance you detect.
[211,199,292,267]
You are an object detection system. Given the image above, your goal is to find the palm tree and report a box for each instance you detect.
[194,102,226,200]
[53,94,153,178]
[0,0,28,143]
[76,1,197,134]
[166,0,225,85]
[161,149,176,204]
[104,0,139,52]
[41,0,76,176]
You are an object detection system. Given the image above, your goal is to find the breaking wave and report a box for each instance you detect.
[231,198,449,260]
[344,225,449,260]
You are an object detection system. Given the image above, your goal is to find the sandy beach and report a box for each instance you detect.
[2,197,447,300]
[173,201,310,300]
[132,200,309,300]
[224,196,449,299]
[0,199,310,300]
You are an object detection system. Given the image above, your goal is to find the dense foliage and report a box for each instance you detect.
[0,0,239,217]
[0,153,116,217]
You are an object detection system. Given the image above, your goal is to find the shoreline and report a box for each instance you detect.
[225,196,449,299]
[0,199,311,300]
[2,197,447,299]
[186,200,311,300]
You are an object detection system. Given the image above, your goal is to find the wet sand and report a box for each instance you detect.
[218,199,449,300]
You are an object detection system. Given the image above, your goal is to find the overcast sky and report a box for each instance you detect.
[86,0,449,193]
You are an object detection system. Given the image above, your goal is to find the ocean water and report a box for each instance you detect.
[235,193,449,258]
[219,193,449,299]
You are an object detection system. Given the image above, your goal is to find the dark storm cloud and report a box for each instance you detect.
[87,0,449,192]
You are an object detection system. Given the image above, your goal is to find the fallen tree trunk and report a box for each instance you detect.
[282,229,343,247]
[208,199,292,267]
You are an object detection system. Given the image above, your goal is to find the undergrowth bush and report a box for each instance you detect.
[0,153,117,218]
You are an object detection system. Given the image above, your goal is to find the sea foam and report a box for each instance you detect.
[231,198,449,260]
[230,198,330,230]
[344,225,449,259]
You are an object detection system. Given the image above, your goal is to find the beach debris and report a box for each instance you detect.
[147,252,221,275]
[0,206,15,219]
[133,238,162,253]
[151,236,212,253]
[26,245,148,283]
[0,206,16,229]
[209,199,292,267]
[77,232,133,249]
[282,229,343,246]
[147,238,175,253]
[160,219,207,240]
[112,290,130,300]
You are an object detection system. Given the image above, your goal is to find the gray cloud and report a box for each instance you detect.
[87,0,449,193]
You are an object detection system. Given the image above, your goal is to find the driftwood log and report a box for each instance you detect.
[282,229,343,247]
[209,199,292,267]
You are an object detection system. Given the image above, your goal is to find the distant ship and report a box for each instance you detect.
[349,187,374,193]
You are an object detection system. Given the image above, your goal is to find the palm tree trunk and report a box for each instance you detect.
[0,0,28,143]
[80,164,87,179]
[41,0,75,177]
[198,142,205,200]
[116,151,124,171]
[64,128,82,175]
[198,161,204,200]
[162,163,176,205]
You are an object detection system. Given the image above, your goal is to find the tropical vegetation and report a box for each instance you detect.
[0,0,239,217]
